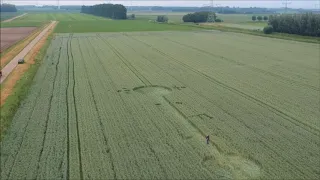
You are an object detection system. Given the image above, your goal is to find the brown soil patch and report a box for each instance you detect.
[0,26,44,69]
[0,22,57,107]
[0,27,37,53]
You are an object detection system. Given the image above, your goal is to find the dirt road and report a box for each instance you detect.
[0,21,57,84]
[2,13,27,23]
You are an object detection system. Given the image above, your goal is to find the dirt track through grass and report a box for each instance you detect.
[1,31,319,179]
[2,13,27,23]
[0,21,57,84]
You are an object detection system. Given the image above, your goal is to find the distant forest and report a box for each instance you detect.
[81,4,127,19]
[0,4,17,12]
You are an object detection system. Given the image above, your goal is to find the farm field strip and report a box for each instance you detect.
[1,31,319,179]
[119,32,320,128]
[114,33,319,137]
[110,33,319,175]
[160,35,318,90]
[165,31,319,85]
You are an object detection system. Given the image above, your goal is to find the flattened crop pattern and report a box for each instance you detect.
[1,31,319,179]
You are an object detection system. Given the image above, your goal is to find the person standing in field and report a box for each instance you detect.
[206,135,210,144]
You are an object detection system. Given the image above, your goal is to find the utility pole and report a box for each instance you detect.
[207,0,215,22]
[282,0,291,14]
[215,4,221,14]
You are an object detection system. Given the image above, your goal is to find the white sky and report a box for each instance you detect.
[2,1,319,9]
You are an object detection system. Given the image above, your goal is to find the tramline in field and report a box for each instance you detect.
[1,31,319,179]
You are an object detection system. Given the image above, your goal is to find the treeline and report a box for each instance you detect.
[81,4,127,19]
[123,6,279,14]
[173,7,275,14]
[0,4,17,12]
[183,12,216,23]
[269,13,320,36]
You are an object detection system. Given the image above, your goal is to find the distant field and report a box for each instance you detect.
[1,31,319,179]
[132,12,269,30]
[55,20,195,33]
[202,22,264,30]
[1,12,269,30]
[132,11,186,23]
[0,12,22,22]
[132,12,270,24]
[0,13,107,27]
[1,13,192,33]
[218,14,270,23]
[13,12,108,21]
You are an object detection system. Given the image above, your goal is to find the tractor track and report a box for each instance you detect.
[89,35,171,178]
[73,35,84,180]
[119,35,317,177]
[2,40,62,179]
[65,34,72,180]
[96,34,151,86]
[88,36,170,179]
[189,31,318,69]
[125,37,311,179]
[35,42,62,179]
[129,36,320,137]
[121,35,320,146]
[82,36,117,179]
[161,36,319,91]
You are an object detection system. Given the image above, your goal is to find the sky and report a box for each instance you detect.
[2,0,319,9]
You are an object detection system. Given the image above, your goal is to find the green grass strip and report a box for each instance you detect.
[184,23,320,44]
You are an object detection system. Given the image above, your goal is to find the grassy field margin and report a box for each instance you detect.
[0,31,55,140]
[182,23,320,44]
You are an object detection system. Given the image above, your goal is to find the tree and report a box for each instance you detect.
[263,16,268,21]
[268,13,320,36]
[252,16,256,21]
[263,25,273,34]
[127,14,135,20]
[182,11,214,23]
[215,18,223,22]
[156,15,168,23]
[257,16,263,21]
[0,4,17,12]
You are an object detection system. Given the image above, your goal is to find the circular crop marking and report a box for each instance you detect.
[202,153,261,179]
[132,85,172,96]
[226,155,261,179]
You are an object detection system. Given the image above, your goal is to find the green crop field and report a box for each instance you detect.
[0,13,108,27]
[132,12,269,30]
[12,12,108,22]
[132,11,187,23]
[55,20,195,33]
[1,31,319,179]
[0,12,22,21]
[218,14,270,23]
[0,12,194,32]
